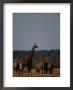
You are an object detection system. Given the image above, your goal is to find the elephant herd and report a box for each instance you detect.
[36,62,54,74]
[13,60,54,77]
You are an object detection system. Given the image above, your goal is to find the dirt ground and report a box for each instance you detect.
[13,68,60,77]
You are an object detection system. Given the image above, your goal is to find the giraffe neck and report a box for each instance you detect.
[24,47,36,61]
[30,47,35,59]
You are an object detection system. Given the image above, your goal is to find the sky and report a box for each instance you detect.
[13,13,60,50]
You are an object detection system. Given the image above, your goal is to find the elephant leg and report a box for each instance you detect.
[22,69,23,77]
[18,70,20,76]
[19,69,21,77]
[19,70,21,77]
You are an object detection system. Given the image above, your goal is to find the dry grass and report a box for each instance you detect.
[13,68,60,77]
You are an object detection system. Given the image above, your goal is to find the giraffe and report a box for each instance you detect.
[15,43,38,77]
[25,43,38,76]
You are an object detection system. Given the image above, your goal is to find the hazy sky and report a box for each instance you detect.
[13,13,60,50]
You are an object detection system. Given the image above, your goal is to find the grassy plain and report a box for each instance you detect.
[13,68,60,77]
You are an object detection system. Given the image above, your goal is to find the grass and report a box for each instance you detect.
[13,68,60,77]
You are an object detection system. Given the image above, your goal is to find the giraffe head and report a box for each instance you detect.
[32,43,38,49]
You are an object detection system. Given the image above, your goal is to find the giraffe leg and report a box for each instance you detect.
[30,69,31,76]
[28,69,29,76]
[31,70,32,76]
